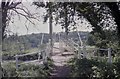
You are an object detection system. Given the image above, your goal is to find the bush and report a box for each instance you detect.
[113,57,120,78]
[17,64,48,77]
[68,57,117,78]
[2,62,17,77]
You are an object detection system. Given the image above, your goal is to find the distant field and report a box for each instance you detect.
[2,47,39,55]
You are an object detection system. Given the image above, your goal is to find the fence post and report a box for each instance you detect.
[43,51,45,62]
[48,39,52,57]
[15,55,18,70]
[59,40,62,54]
[78,46,81,59]
[38,52,41,61]
[61,41,64,55]
[43,51,46,65]
[46,45,49,58]
[0,45,2,64]
[83,45,87,58]
[93,48,97,57]
[108,48,112,63]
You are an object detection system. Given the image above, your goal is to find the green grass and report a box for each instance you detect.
[2,58,54,77]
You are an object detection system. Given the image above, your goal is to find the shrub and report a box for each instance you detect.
[68,57,117,78]
[113,57,120,78]
[2,62,17,77]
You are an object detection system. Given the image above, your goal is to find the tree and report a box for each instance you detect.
[33,2,116,34]
[105,2,120,37]
[33,2,77,34]
[1,1,21,39]
[1,0,39,40]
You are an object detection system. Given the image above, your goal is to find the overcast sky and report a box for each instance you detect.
[7,2,92,36]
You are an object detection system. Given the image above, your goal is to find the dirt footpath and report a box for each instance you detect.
[50,42,74,77]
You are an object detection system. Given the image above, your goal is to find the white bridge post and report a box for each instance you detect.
[15,55,18,70]
[48,39,51,58]
[38,52,41,61]
[108,48,112,63]
[43,50,47,64]
[59,33,63,54]
[78,46,81,59]
[59,40,62,54]
[82,45,87,58]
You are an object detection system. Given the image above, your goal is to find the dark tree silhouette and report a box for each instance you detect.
[105,2,120,37]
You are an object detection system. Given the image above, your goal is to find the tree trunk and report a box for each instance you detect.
[64,3,69,40]
[49,2,53,56]
[1,1,9,40]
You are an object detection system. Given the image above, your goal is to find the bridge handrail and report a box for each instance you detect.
[14,52,40,57]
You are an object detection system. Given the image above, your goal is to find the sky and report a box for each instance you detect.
[7,2,92,36]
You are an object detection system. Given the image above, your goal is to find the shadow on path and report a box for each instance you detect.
[50,65,71,77]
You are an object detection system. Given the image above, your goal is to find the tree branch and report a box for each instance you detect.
[12,8,35,25]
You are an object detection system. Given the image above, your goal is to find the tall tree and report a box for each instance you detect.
[1,0,21,39]
[105,2,120,37]
[33,2,116,38]
[1,0,39,40]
